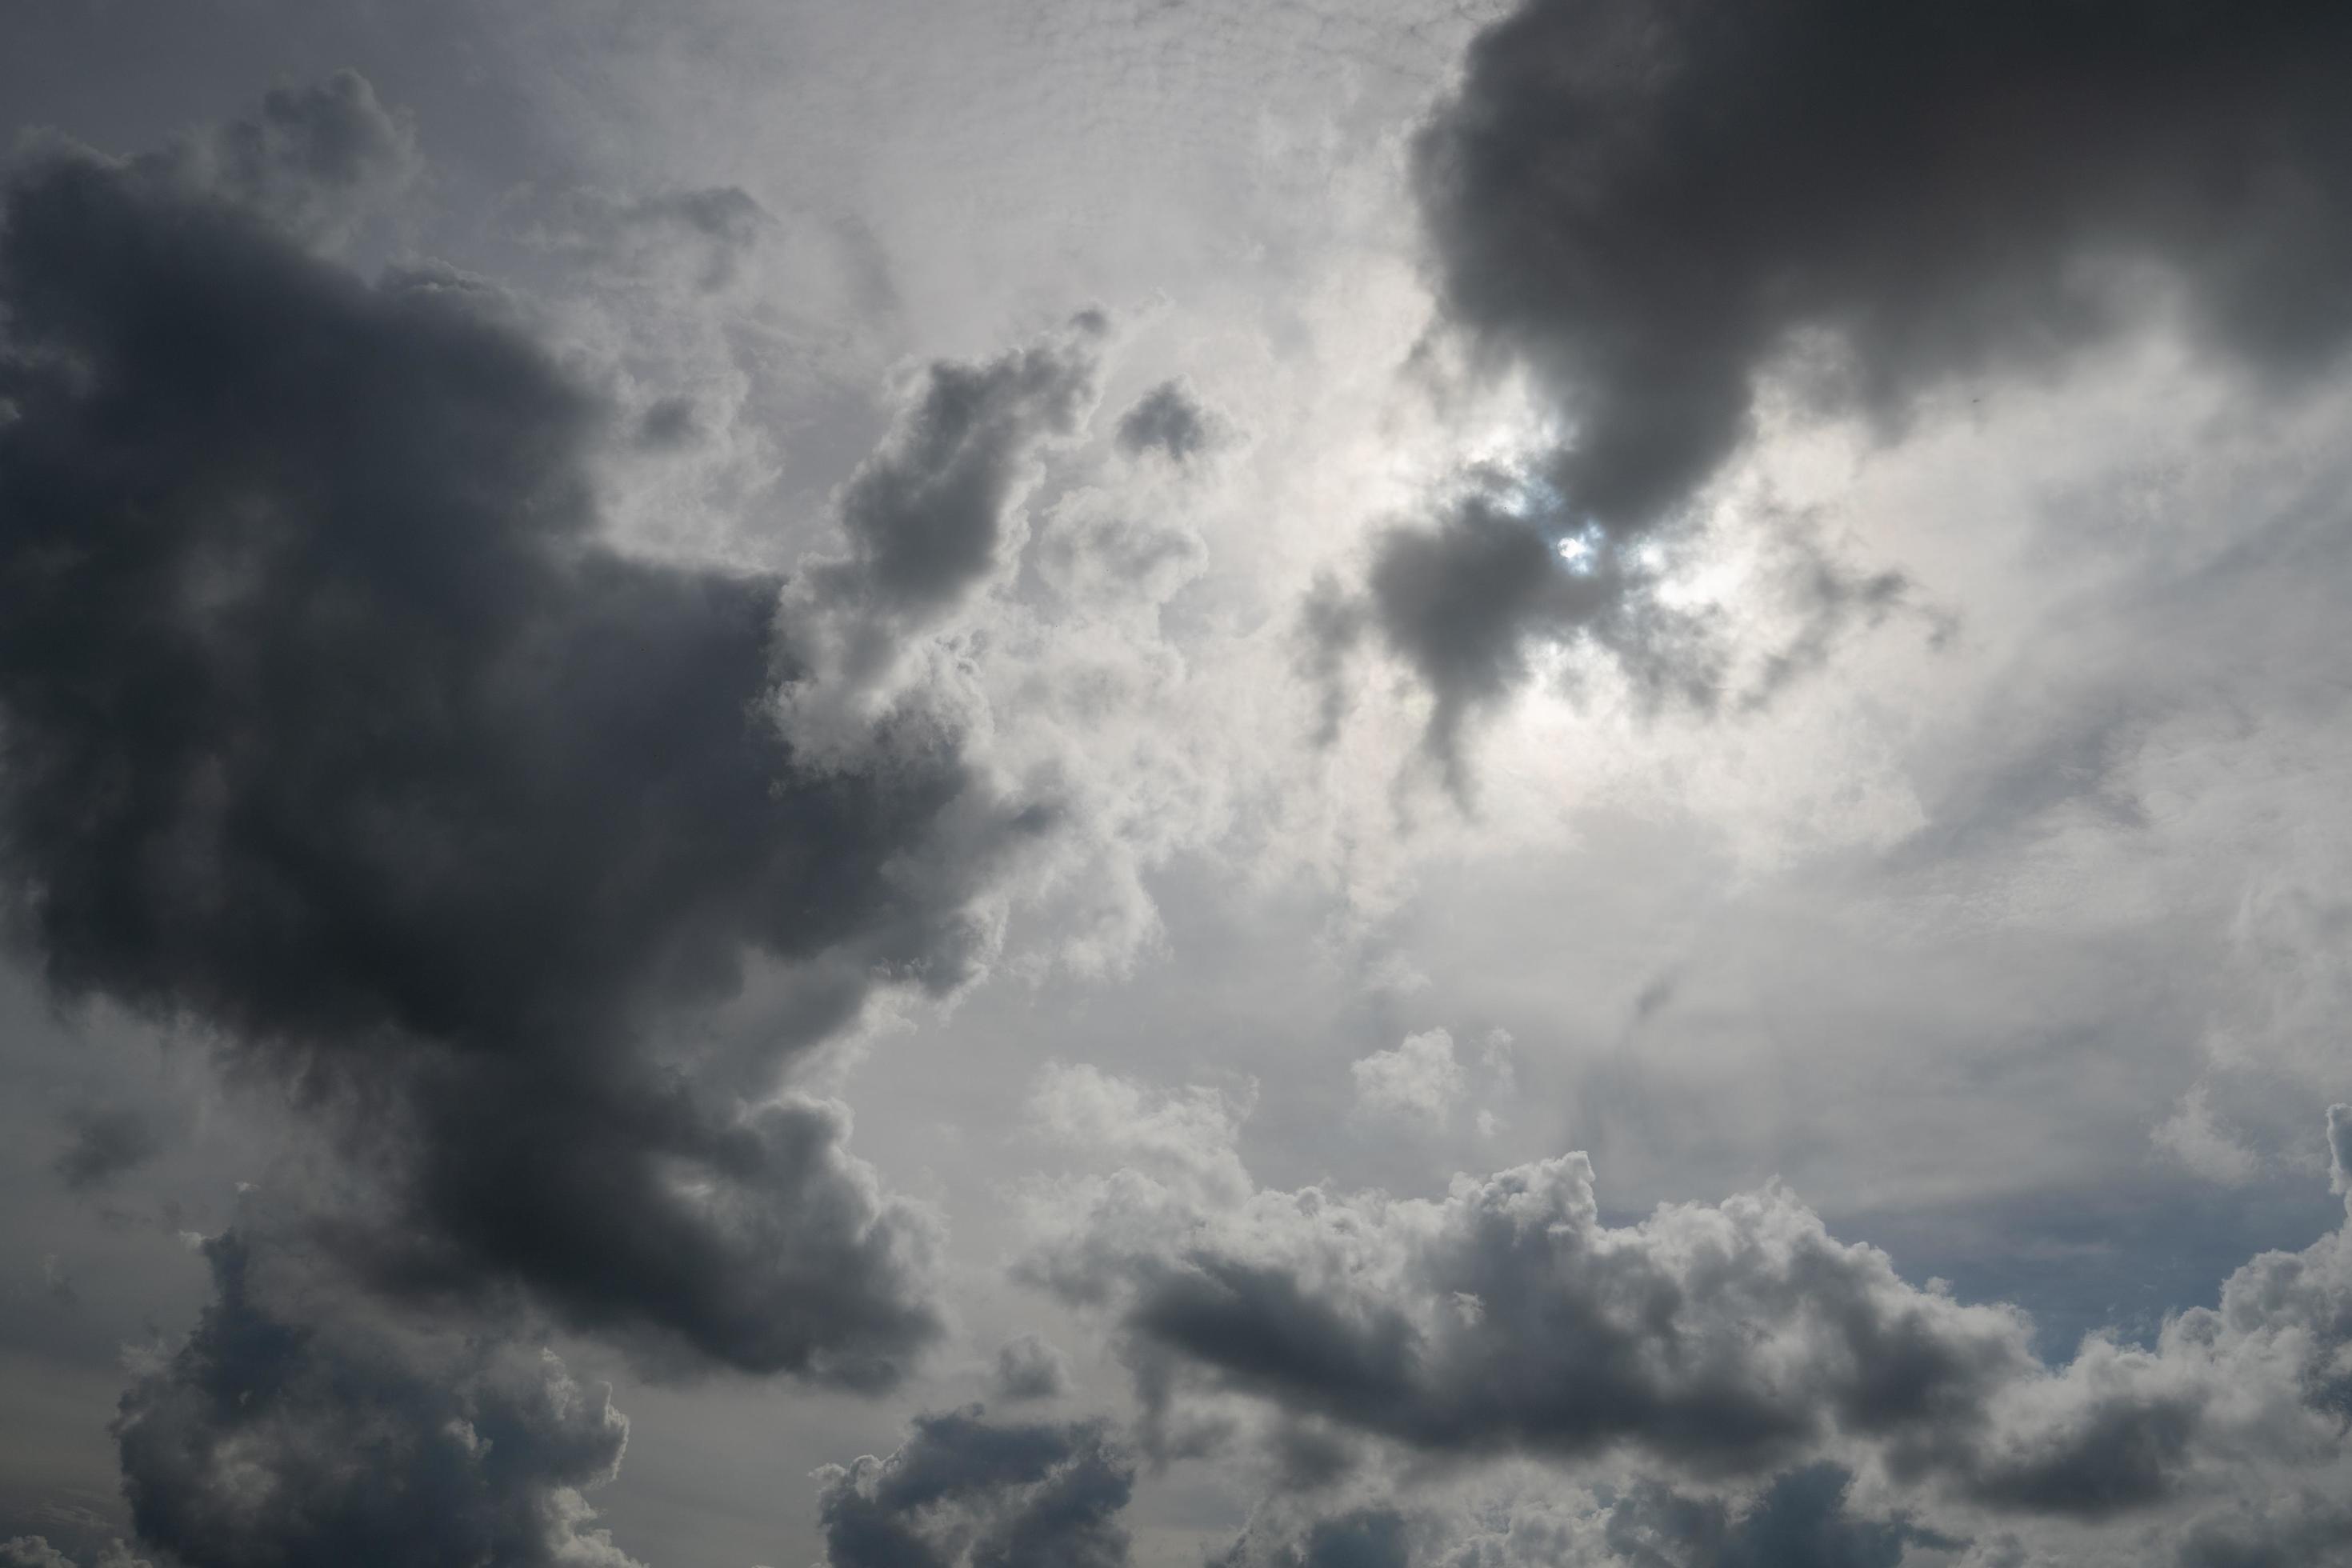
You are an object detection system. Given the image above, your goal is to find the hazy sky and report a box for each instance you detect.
[3,3,2352,1566]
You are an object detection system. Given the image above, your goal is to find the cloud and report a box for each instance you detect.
[810,322,1103,620]
[520,183,774,293]
[1414,0,2352,534]
[1114,380,1218,463]
[1318,0,2352,787]
[153,68,419,246]
[2330,1104,2352,1197]
[776,316,1109,750]
[1311,486,1906,791]
[1349,1029,1464,1126]
[1024,1071,2352,1527]
[114,1230,639,1568]
[0,1540,76,1568]
[51,1108,158,1193]
[814,1407,1134,1568]
[0,106,1048,1379]
[992,1333,1074,1402]
[1214,1464,1954,1568]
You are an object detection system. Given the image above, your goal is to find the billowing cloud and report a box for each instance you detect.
[814,1407,1134,1568]
[1415,0,2352,534]
[0,108,1053,1380]
[1320,0,2352,780]
[1349,1029,1463,1126]
[1214,1464,1953,1568]
[1024,1070,2352,1531]
[810,325,1102,620]
[114,1230,639,1568]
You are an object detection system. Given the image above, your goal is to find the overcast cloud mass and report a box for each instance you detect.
[2,1,2350,1564]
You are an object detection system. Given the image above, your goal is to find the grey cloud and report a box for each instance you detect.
[0,1543,142,1568]
[115,1230,638,1568]
[2330,1104,2351,1195]
[0,114,1042,1378]
[1330,0,2352,783]
[157,68,418,245]
[1238,1510,1410,1568]
[1114,379,1218,463]
[1318,490,1902,789]
[522,183,772,292]
[1415,0,2352,534]
[0,1540,74,1568]
[1358,497,1644,784]
[814,323,1102,622]
[51,1109,158,1194]
[2176,1494,2352,1568]
[1601,1465,1955,1568]
[1214,1464,1950,1568]
[814,1407,1133,1568]
[992,1332,1073,1402]
[1027,1074,2352,1523]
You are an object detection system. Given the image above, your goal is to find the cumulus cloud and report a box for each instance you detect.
[1349,1029,1464,1126]
[807,323,1102,620]
[1415,0,2352,534]
[1318,0,2352,783]
[114,1229,638,1568]
[0,103,1050,1379]
[1023,1070,2352,1532]
[776,316,1108,750]
[814,1407,1133,1568]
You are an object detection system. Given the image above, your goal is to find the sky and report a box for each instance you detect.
[2,2,2352,1565]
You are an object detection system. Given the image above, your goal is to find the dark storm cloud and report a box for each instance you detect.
[0,119,1053,1378]
[1329,0,2352,778]
[114,1231,637,1568]
[50,1108,158,1193]
[1415,0,2352,534]
[1030,1086,2352,1523]
[814,1407,1133,1568]
[1114,379,1217,463]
